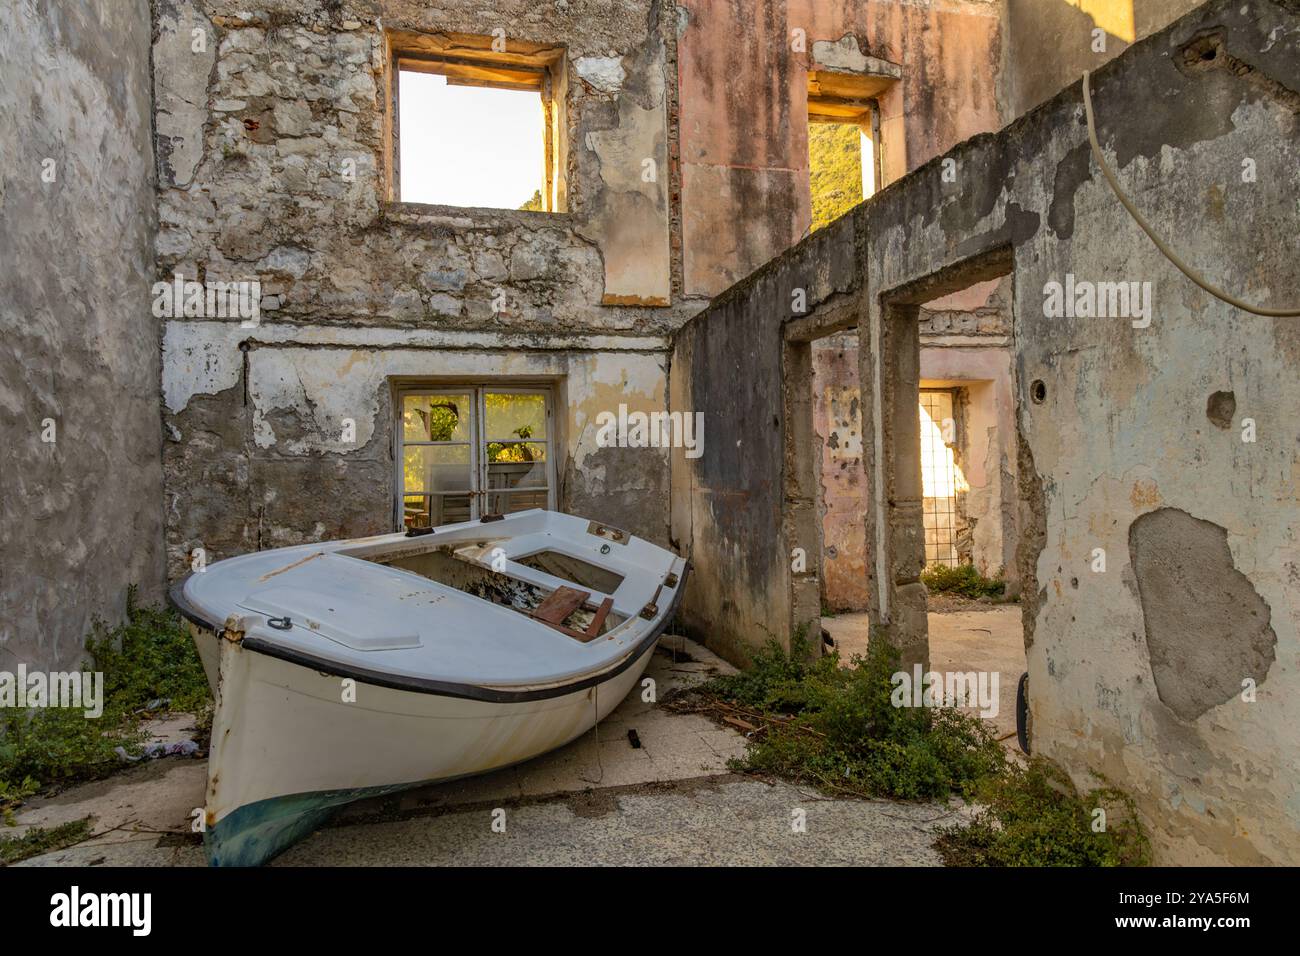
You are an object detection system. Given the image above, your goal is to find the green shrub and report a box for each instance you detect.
[0,588,210,803]
[921,563,1006,600]
[0,705,145,790]
[936,758,1151,866]
[85,587,210,716]
[702,634,1007,802]
[687,633,1149,866]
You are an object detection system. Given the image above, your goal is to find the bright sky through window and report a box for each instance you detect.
[398,70,545,209]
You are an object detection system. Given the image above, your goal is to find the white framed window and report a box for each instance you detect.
[397,386,555,528]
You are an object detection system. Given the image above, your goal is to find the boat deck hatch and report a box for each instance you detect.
[368,547,625,639]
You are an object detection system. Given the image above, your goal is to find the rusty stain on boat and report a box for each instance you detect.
[258,551,325,582]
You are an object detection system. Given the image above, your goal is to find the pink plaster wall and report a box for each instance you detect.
[677,0,1004,297]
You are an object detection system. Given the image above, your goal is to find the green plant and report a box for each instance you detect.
[85,586,211,716]
[0,706,144,792]
[0,588,211,807]
[679,633,1149,866]
[0,817,94,866]
[809,122,864,232]
[0,778,39,826]
[921,563,1006,600]
[693,634,1007,801]
[936,759,1151,866]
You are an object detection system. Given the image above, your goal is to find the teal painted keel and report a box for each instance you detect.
[205,784,416,866]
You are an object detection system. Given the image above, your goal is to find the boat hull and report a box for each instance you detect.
[193,623,657,866]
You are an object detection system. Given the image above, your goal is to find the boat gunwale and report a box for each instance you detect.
[168,562,690,704]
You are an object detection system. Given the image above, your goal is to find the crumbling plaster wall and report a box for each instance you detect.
[676,0,1003,298]
[674,0,1300,862]
[0,0,164,670]
[811,333,870,611]
[1004,0,1204,118]
[670,219,859,663]
[154,0,692,574]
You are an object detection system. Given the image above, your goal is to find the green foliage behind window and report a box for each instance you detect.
[809,123,864,232]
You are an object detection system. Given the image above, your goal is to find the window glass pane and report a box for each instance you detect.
[403,393,472,442]
[485,489,548,515]
[403,444,471,493]
[486,443,548,490]
[428,493,473,526]
[405,492,474,527]
[484,392,546,441]
[403,495,430,529]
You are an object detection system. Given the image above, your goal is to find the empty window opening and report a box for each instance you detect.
[807,71,879,232]
[398,386,554,528]
[389,33,566,210]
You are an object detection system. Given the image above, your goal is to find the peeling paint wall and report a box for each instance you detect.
[670,220,859,662]
[673,0,1300,862]
[0,0,164,670]
[154,0,688,572]
[811,333,870,611]
[676,0,1004,298]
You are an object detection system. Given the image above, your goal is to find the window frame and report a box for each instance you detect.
[385,30,568,213]
[806,69,887,205]
[394,384,557,529]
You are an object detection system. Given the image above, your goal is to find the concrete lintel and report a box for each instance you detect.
[164,320,671,354]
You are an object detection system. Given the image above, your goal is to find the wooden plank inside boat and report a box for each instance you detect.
[532,586,591,625]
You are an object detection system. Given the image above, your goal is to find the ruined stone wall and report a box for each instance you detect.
[0,0,164,671]
[154,0,694,572]
[674,0,1300,862]
[674,0,1009,619]
[1005,5,1300,863]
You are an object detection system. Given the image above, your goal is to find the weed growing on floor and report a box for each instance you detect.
[85,586,210,716]
[0,588,210,809]
[674,633,1149,866]
[686,634,1007,801]
[921,563,1006,600]
[0,778,39,826]
[936,759,1151,866]
[0,816,95,866]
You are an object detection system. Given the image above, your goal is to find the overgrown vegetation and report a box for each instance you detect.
[921,563,1006,600]
[685,634,1004,801]
[672,633,1147,866]
[0,817,95,866]
[0,588,210,811]
[936,760,1150,866]
[85,591,211,716]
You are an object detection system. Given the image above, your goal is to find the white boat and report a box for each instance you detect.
[170,509,689,866]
